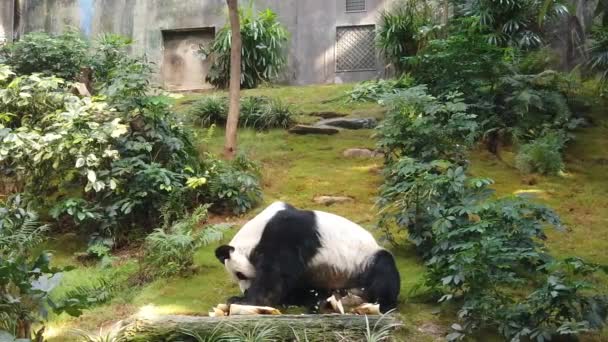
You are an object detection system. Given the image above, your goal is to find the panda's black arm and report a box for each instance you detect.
[236,249,307,307]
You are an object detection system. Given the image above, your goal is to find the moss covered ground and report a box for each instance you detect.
[46,84,607,341]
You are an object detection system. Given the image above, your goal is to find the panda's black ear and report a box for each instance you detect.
[215,245,235,264]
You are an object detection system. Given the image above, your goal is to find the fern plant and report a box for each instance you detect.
[142,205,230,279]
[0,194,94,340]
[515,130,567,175]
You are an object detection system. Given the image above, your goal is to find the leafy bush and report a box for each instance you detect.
[376,0,437,73]
[203,154,263,214]
[0,29,89,79]
[90,33,134,86]
[189,95,227,126]
[239,96,294,129]
[518,48,562,74]
[201,7,289,89]
[408,29,582,155]
[515,130,566,175]
[376,85,478,163]
[587,24,608,85]
[0,58,261,243]
[460,0,568,48]
[0,66,69,128]
[346,76,415,103]
[142,205,229,279]
[189,95,294,130]
[376,86,608,341]
[406,28,511,98]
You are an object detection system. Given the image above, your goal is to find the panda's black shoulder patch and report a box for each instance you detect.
[250,204,321,266]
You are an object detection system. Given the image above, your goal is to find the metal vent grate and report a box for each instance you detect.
[346,0,366,12]
[336,25,376,72]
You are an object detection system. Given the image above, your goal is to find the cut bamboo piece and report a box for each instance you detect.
[352,303,381,315]
[228,304,281,316]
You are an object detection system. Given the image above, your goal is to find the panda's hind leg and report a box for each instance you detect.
[360,250,401,313]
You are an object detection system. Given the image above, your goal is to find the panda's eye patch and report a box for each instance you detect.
[236,272,248,280]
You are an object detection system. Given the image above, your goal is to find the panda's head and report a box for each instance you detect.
[215,245,256,293]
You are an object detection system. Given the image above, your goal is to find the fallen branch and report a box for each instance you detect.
[117,313,402,341]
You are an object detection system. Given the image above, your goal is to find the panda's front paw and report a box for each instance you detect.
[227,296,247,304]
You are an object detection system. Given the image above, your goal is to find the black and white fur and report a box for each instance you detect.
[215,202,400,313]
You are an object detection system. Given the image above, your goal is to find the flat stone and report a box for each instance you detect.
[343,148,383,158]
[315,118,377,130]
[309,111,349,119]
[289,124,340,135]
[313,196,354,206]
[417,322,446,337]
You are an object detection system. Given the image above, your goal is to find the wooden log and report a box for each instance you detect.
[117,314,402,342]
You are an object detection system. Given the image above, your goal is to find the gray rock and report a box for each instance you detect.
[313,196,354,206]
[343,148,383,158]
[315,118,377,130]
[417,322,446,337]
[310,111,349,119]
[289,124,340,135]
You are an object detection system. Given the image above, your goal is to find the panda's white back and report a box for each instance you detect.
[308,209,381,281]
[229,201,287,256]
[228,201,383,288]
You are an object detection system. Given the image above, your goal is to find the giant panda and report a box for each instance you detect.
[214,201,400,313]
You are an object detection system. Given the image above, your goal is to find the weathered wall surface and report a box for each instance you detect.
[0,0,14,44]
[14,0,389,87]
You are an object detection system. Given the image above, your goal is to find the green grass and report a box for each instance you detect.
[45,84,608,341]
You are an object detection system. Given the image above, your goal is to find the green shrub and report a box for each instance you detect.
[0,29,89,79]
[203,154,263,215]
[240,96,295,130]
[515,130,566,175]
[409,29,582,155]
[346,75,415,103]
[189,95,228,126]
[376,85,478,163]
[201,7,289,89]
[460,0,568,48]
[90,33,134,86]
[518,48,562,74]
[0,61,261,243]
[587,24,608,86]
[376,0,436,73]
[142,205,229,279]
[0,66,69,128]
[376,87,608,341]
[189,95,294,129]
[406,28,511,98]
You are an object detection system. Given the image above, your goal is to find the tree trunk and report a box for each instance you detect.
[16,318,31,339]
[223,0,241,160]
[117,314,401,342]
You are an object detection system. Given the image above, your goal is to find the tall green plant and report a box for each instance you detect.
[201,7,289,89]
[586,25,608,85]
[459,0,568,48]
[376,0,437,73]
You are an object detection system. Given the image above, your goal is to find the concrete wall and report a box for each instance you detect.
[9,0,390,86]
[0,0,14,44]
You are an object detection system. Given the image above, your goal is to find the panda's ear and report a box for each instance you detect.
[215,245,235,264]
